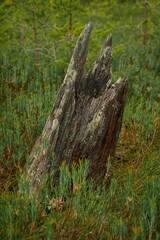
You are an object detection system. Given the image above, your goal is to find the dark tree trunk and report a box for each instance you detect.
[31,8,39,61]
[143,0,148,45]
[26,23,128,190]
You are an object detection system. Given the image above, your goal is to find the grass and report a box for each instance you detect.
[0,1,160,239]
[0,41,160,239]
[0,155,160,239]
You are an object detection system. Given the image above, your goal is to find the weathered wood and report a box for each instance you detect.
[26,22,128,189]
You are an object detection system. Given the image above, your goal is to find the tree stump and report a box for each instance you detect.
[27,22,128,189]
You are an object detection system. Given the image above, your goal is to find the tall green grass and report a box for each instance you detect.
[0,40,160,239]
[0,57,60,187]
[0,1,160,238]
[0,158,160,239]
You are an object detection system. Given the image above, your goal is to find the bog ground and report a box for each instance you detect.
[0,1,160,239]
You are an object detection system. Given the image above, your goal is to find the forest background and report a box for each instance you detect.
[0,0,160,239]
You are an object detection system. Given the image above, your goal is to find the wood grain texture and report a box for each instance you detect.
[26,23,128,189]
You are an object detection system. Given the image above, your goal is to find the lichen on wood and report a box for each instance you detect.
[26,22,128,189]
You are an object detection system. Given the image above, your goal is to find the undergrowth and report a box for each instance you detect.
[0,1,160,239]
[0,39,160,239]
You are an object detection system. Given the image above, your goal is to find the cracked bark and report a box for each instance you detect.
[26,22,128,189]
